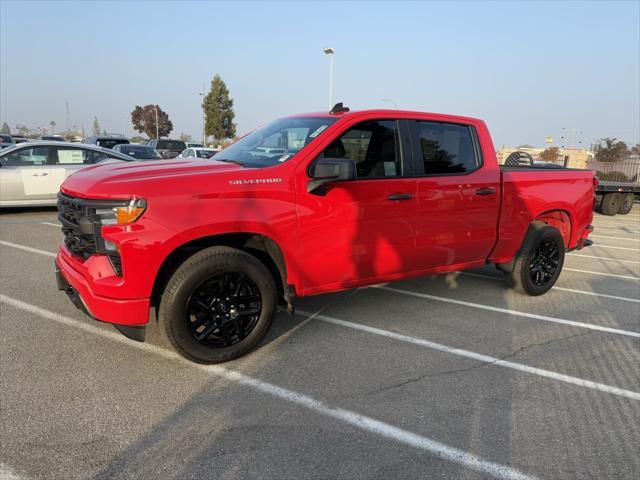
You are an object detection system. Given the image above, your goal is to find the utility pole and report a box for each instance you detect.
[154,106,159,139]
[323,47,335,109]
[199,82,206,146]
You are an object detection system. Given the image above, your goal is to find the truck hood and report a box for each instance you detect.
[61,158,246,199]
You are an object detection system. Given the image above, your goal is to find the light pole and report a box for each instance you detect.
[154,106,159,139]
[323,47,335,109]
[199,83,206,146]
[121,117,125,137]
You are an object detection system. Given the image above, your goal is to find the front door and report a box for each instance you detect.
[296,119,418,294]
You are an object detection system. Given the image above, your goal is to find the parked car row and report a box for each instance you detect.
[0,141,134,207]
[0,137,225,206]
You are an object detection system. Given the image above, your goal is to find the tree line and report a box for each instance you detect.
[1,73,237,145]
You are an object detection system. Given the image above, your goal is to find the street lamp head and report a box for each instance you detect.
[323,47,335,55]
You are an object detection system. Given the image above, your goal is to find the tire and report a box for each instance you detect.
[601,193,620,216]
[618,193,634,215]
[503,223,565,296]
[158,246,277,363]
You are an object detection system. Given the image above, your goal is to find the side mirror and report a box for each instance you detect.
[307,157,356,195]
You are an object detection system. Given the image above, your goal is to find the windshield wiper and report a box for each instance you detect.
[214,158,245,166]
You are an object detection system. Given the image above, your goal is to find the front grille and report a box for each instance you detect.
[57,193,125,275]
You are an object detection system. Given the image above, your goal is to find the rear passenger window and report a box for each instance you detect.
[321,120,401,178]
[413,121,480,174]
[55,148,92,165]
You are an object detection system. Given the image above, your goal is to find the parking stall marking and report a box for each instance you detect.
[591,243,640,252]
[296,309,640,401]
[562,267,640,281]
[566,253,640,265]
[0,240,56,258]
[590,233,640,241]
[459,272,640,303]
[374,286,640,338]
[0,294,535,480]
[40,221,61,228]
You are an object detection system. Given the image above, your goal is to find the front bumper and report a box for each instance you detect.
[55,251,149,341]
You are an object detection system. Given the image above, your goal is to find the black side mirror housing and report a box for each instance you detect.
[307,157,356,195]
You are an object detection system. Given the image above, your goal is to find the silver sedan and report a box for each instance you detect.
[0,141,133,207]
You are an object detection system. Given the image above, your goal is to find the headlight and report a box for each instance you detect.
[95,198,147,225]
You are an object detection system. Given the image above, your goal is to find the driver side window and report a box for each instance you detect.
[320,120,400,178]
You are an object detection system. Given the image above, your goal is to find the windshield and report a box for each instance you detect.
[157,140,187,151]
[118,145,162,159]
[213,116,337,167]
[98,139,129,149]
[196,149,218,158]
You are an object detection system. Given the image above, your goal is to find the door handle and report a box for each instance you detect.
[388,193,413,201]
[475,187,496,196]
[32,172,49,177]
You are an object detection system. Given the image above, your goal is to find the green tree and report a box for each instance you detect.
[49,121,56,134]
[631,144,640,155]
[179,133,193,143]
[92,117,101,136]
[1,122,10,134]
[130,136,145,144]
[130,104,173,139]
[203,74,236,143]
[594,138,629,162]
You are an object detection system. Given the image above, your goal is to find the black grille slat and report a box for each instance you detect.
[57,193,123,275]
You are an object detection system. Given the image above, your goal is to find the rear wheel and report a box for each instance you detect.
[618,193,634,215]
[503,223,565,296]
[158,246,277,363]
[601,193,620,216]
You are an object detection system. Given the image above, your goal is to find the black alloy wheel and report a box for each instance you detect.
[158,246,277,363]
[186,272,262,348]
[528,240,560,286]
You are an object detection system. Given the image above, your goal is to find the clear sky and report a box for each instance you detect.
[1,0,638,148]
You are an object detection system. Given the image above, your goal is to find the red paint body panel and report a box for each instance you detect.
[55,109,595,327]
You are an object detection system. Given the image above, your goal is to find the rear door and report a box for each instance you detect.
[0,146,56,203]
[296,119,419,292]
[410,120,500,268]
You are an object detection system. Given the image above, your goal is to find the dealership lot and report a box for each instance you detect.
[0,208,638,479]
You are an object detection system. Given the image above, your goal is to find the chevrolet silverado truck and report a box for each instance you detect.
[54,105,596,363]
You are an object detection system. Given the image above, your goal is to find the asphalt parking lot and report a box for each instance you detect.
[0,207,639,480]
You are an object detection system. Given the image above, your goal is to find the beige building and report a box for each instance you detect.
[496,147,591,169]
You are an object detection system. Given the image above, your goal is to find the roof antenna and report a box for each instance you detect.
[330,102,350,114]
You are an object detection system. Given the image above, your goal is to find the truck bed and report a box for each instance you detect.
[491,168,595,264]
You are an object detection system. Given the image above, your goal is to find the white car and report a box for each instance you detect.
[0,141,133,207]
[177,147,220,159]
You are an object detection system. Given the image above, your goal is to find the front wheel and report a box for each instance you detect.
[158,246,277,363]
[503,223,565,296]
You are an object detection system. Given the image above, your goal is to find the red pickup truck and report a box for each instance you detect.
[55,106,595,363]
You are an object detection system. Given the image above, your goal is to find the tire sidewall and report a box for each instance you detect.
[519,227,565,296]
[160,249,276,363]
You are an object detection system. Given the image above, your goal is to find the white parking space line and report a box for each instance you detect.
[0,294,535,480]
[593,225,640,233]
[40,221,61,228]
[375,285,640,338]
[563,267,640,281]
[566,253,640,265]
[591,243,640,252]
[299,310,640,401]
[0,240,56,258]
[590,233,640,241]
[459,272,640,303]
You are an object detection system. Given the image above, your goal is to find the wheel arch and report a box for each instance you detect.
[151,232,292,309]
